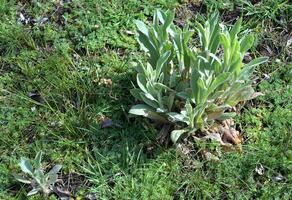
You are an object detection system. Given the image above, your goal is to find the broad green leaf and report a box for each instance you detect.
[167,112,187,123]
[183,29,194,44]
[137,74,148,93]
[137,33,158,66]
[156,51,171,79]
[196,22,207,49]
[185,101,195,127]
[163,10,175,30]
[14,174,31,184]
[172,31,182,51]
[214,62,221,75]
[238,86,255,101]
[230,17,242,42]
[134,62,143,74]
[149,28,160,49]
[129,104,152,115]
[146,81,158,96]
[177,91,189,100]
[196,78,207,104]
[220,33,230,49]
[226,85,254,105]
[156,107,168,113]
[156,9,166,24]
[27,188,40,196]
[229,40,241,73]
[207,52,222,66]
[209,13,220,53]
[153,10,159,27]
[207,73,230,97]
[158,72,164,83]
[171,129,189,143]
[229,53,241,76]
[130,88,142,100]
[19,158,33,176]
[169,70,178,88]
[47,173,58,185]
[48,165,62,175]
[157,91,165,111]
[166,92,175,111]
[240,34,254,53]
[155,82,175,92]
[239,57,268,80]
[34,169,44,185]
[220,33,230,66]
[129,104,168,123]
[140,92,159,108]
[209,33,220,54]
[134,20,148,36]
[34,151,42,170]
[144,92,158,101]
[206,104,232,113]
[190,68,200,102]
[191,103,206,130]
[207,111,224,120]
[216,112,236,120]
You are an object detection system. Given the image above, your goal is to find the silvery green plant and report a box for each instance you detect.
[129,10,268,143]
[14,151,62,197]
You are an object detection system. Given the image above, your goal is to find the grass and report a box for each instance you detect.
[0,0,291,199]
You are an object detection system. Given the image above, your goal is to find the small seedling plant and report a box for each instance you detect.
[129,10,268,144]
[14,151,62,197]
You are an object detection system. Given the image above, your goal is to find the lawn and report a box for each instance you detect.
[0,0,291,199]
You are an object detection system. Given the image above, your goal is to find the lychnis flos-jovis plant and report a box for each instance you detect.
[129,10,268,143]
[14,151,62,197]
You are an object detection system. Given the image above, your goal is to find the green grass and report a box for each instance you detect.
[0,0,291,199]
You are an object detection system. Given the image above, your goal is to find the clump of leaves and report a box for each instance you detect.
[14,151,62,197]
[129,10,268,144]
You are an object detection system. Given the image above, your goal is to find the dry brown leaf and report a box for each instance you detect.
[221,127,241,145]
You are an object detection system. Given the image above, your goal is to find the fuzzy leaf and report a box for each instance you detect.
[129,104,168,123]
[240,34,254,53]
[14,174,31,184]
[34,152,42,170]
[140,93,159,108]
[27,188,40,196]
[207,73,230,96]
[190,68,200,103]
[19,158,33,175]
[230,17,242,41]
[46,173,58,185]
[167,112,187,123]
[137,32,158,65]
[177,91,189,100]
[163,10,175,30]
[171,129,189,143]
[166,92,175,111]
[130,88,142,100]
[216,112,236,120]
[134,20,148,36]
[48,165,62,175]
[137,74,148,93]
[239,57,268,80]
[155,51,171,79]
[155,83,175,92]
[196,22,207,49]
[34,169,44,185]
